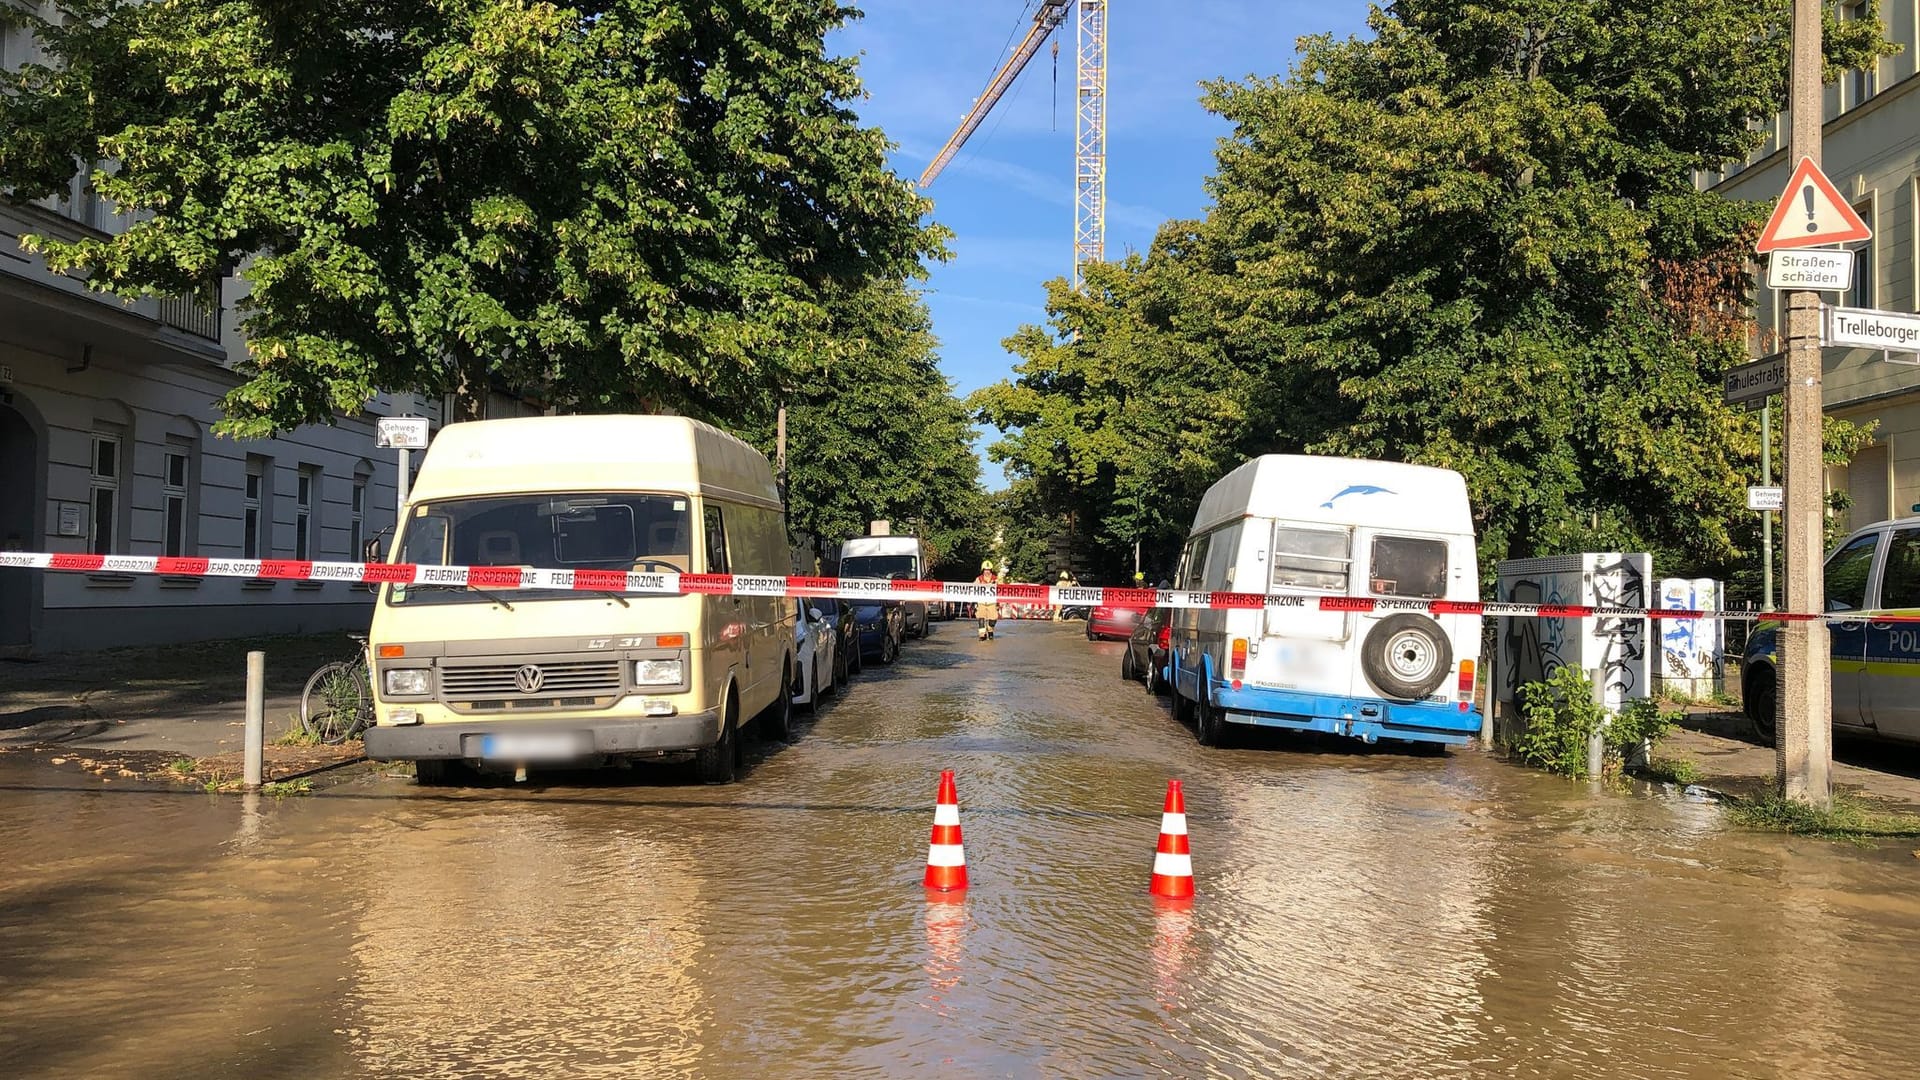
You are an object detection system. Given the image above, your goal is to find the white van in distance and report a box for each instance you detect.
[1168,455,1483,748]
[361,415,796,784]
[839,526,930,637]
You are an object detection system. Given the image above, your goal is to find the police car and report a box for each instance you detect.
[1743,515,1920,744]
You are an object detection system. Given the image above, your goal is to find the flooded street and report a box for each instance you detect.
[4,621,1920,1078]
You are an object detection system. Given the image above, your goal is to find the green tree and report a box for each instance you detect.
[0,1,942,436]
[733,278,987,574]
[975,0,1894,581]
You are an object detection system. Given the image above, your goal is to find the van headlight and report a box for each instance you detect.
[634,659,683,686]
[383,668,431,696]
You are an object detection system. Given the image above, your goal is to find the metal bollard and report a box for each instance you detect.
[243,650,265,789]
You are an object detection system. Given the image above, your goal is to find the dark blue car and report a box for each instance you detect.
[853,599,904,665]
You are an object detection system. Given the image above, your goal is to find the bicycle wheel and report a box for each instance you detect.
[302,661,370,744]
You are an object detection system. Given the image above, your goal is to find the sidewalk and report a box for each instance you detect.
[0,633,349,760]
[1661,707,1920,813]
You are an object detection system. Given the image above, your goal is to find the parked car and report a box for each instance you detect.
[852,598,905,665]
[815,597,861,680]
[1743,514,1920,745]
[792,598,840,715]
[1087,604,1143,641]
[1168,454,1483,749]
[1123,607,1171,694]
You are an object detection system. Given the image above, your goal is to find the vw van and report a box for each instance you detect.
[1742,515,1920,745]
[839,529,930,637]
[361,415,795,784]
[1167,455,1483,748]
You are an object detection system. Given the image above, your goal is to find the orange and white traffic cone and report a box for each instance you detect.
[1149,779,1194,901]
[923,769,968,892]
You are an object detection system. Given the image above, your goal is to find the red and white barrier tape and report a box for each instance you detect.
[0,550,1857,623]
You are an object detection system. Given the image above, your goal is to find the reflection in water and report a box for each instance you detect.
[920,892,968,1016]
[344,805,709,1079]
[4,625,1920,1078]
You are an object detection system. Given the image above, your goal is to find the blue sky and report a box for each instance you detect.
[829,2,1372,485]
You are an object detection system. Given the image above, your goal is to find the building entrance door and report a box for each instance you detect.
[1,400,36,649]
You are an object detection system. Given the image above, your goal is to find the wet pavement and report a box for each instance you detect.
[4,620,1920,1078]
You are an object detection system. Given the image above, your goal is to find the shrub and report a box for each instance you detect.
[1515,667,1681,779]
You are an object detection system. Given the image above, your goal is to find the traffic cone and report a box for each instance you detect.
[1149,779,1194,900]
[924,769,968,892]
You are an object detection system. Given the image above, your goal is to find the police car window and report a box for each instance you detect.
[1825,533,1879,613]
[1880,529,1920,609]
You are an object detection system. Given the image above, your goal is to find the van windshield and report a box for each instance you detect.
[841,555,917,580]
[387,492,691,606]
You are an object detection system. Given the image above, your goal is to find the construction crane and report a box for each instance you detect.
[918,1,1107,287]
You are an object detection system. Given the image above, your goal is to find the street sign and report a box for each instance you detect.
[375,416,431,450]
[1824,305,1920,352]
[1766,248,1853,291]
[1755,157,1872,254]
[1723,353,1786,410]
[1747,486,1784,511]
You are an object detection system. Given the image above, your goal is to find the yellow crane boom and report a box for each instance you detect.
[918,1,1107,286]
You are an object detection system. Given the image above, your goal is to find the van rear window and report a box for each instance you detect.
[1271,526,1350,591]
[1370,537,1447,598]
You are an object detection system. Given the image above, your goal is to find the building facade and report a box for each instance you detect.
[0,14,452,654]
[1706,2,1920,533]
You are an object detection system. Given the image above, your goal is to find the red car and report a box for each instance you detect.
[1086,604,1142,641]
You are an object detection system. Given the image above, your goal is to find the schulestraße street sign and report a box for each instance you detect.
[1723,353,1786,411]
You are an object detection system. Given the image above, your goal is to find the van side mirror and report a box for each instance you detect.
[809,607,825,623]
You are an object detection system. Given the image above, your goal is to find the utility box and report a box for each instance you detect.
[1494,553,1654,714]
[1657,578,1724,700]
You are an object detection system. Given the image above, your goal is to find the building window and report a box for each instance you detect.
[295,466,319,561]
[1843,1,1876,109]
[350,477,367,560]
[1848,198,1875,309]
[244,456,269,559]
[89,432,120,555]
[163,438,192,557]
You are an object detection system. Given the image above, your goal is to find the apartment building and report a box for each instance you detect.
[1705,2,1920,532]
[0,19,445,654]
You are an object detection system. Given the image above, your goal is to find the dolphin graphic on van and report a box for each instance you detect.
[1319,484,1395,509]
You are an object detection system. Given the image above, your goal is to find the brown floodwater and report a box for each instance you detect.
[3,620,1919,1078]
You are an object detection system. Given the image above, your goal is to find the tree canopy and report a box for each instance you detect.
[733,278,988,574]
[0,0,944,437]
[974,0,1895,582]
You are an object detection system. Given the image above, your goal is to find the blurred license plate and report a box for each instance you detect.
[480,732,579,760]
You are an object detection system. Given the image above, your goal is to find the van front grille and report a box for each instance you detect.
[440,660,624,699]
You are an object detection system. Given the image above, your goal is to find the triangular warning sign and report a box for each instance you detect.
[1756,157,1872,254]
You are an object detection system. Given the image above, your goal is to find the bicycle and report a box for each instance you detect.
[300,633,375,744]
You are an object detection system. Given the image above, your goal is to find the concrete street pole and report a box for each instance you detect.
[1778,0,1833,807]
[243,650,266,790]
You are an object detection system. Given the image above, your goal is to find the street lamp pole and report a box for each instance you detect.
[1778,0,1832,807]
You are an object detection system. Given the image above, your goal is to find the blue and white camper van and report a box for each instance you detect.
[1167,455,1484,748]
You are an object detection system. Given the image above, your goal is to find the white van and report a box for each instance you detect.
[839,530,930,637]
[362,415,795,784]
[1168,455,1483,748]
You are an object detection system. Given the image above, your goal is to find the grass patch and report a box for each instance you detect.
[261,778,313,797]
[273,725,321,748]
[1641,757,1703,786]
[1727,792,1920,841]
[166,757,199,775]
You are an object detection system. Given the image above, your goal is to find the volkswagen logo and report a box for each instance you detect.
[513,664,546,694]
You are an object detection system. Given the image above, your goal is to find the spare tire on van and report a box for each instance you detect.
[1360,613,1453,701]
